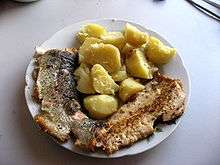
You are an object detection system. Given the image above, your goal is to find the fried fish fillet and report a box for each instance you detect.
[93,74,185,154]
[33,48,102,146]
[32,48,185,154]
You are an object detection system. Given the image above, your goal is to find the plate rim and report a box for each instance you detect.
[24,18,191,158]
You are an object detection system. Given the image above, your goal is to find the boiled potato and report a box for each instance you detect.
[77,32,89,43]
[140,43,147,52]
[77,23,107,42]
[124,23,149,47]
[74,64,95,94]
[111,65,128,82]
[74,63,90,78]
[83,43,121,73]
[101,32,126,50]
[121,43,134,57]
[119,78,145,102]
[126,49,153,79]
[76,74,95,94]
[91,64,119,95]
[84,95,118,119]
[79,37,102,60]
[145,36,176,65]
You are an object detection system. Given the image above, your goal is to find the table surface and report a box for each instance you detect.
[0,0,220,164]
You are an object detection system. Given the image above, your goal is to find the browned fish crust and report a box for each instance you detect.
[93,74,185,154]
[35,113,70,142]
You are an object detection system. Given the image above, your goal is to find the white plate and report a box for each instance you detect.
[25,19,191,158]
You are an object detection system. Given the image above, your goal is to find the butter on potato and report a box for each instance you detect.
[101,32,126,50]
[145,36,176,65]
[119,78,145,102]
[124,23,149,47]
[84,95,118,119]
[91,64,119,95]
[126,49,153,79]
[74,64,96,94]
[77,23,107,43]
[83,43,121,73]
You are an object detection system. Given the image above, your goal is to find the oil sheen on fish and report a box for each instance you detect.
[33,48,185,154]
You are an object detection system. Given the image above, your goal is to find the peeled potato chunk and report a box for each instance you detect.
[111,65,128,82]
[91,64,119,95]
[121,43,134,57]
[77,32,89,43]
[79,37,102,62]
[101,32,126,50]
[124,23,149,47]
[74,63,90,78]
[84,95,118,119]
[74,64,95,94]
[126,49,153,79]
[83,43,121,73]
[145,36,176,65]
[77,23,107,43]
[119,78,145,102]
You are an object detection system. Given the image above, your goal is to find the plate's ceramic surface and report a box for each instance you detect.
[25,19,190,158]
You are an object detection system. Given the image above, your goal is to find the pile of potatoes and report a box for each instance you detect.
[74,23,176,119]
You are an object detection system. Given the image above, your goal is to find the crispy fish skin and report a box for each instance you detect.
[93,74,185,154]
[34,48,101,145]
[34,48,79,142]
[35,48,79,101]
